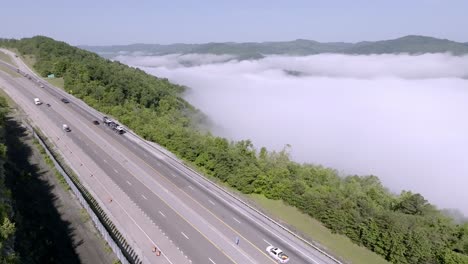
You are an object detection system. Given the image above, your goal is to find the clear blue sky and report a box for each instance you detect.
[2,0,467,45]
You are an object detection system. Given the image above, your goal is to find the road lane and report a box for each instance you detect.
[0,52,342,264]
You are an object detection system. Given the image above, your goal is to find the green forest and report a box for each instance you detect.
[1,36,468,263]
[0,96,17,263]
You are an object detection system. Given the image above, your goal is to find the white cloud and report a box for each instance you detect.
[114,53,236,69]
[116,53,468,215]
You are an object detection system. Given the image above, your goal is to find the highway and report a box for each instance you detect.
[0,50,340,264]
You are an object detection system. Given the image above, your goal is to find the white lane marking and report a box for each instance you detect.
[208,199,215,206]
[170,172,176,177]
[233,217,241,224]
[181,232,189,239]
[209,258,216,264]
[168,162,321,264]
[103,159,108,163]
[263,238,272,246]
[188,185,194,190]
[159,211,166,218]
[141,194,147,200]
[126,180,132,186]
[113,169,119,174]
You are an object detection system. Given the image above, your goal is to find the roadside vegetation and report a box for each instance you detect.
[1,36,468,264]
[0,96,18,263]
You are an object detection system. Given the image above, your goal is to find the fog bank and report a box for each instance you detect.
[116,53,468,214]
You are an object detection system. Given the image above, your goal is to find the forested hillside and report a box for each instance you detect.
[0,96,18,263]
[81,35,468,58]
[2,36,468,263]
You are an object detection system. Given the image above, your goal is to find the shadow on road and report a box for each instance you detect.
[4,117,81,264]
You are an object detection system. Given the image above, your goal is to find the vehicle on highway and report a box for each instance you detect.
[40,84,44,88]
[266,246,289,263]
[93,120,100,125]
[34,98,42,105]
[102,116,112,124]
[46,103,51,107]
[115,125,125,134]
[61,98,70,103]
[62,124,71,132]
[102,116,125,134]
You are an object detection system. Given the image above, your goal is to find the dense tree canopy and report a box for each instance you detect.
[0,96,18,263]
[2,36,467,263]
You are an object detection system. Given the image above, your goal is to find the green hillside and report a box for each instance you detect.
[346,35,468,55]
[2,36,468,264]
[81,35,468,58]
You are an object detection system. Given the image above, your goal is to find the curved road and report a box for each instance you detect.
[0,50,341,264]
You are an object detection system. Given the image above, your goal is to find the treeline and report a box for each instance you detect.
[0,96,18,263]
[2,36,468,263]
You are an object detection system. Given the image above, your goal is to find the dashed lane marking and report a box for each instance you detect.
[263,238,272,246]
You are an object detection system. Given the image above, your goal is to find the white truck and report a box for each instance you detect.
[266,246,290,263]
[34,98,42,105]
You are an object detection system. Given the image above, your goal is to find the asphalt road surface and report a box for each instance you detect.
[0,50,340,264]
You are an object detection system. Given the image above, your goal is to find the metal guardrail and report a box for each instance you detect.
[27,123,138,264]
[128,129,344,264]
[3,54,342,264]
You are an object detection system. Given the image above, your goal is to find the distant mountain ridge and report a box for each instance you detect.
[80,35,468,59]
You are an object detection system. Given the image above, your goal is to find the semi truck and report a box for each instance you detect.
[102,116,125,134]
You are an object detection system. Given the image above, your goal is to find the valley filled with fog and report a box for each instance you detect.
[115,53,468,214]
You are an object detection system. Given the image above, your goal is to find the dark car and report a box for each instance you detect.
[93,120,100,125]
[61,98,70,103]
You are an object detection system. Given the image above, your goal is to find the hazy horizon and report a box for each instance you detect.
[80,34,467,47]
[2,1,468,45]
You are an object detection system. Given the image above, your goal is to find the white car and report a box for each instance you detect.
[266,246,289,263]
[62,124,71,132]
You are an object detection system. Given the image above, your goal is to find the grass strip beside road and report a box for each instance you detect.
[47,77,65,89]
[0,50,16,66]
[19,53,66,89]
[0,65,21,78]
[247,194,390,264]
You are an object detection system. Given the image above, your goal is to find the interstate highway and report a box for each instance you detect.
[0,51,339,264]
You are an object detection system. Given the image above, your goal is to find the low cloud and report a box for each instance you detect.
[116,53,468,215]
[115,53,236,69]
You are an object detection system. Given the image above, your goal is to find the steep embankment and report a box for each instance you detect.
[0,96,17,263]
[2,36,468,264]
